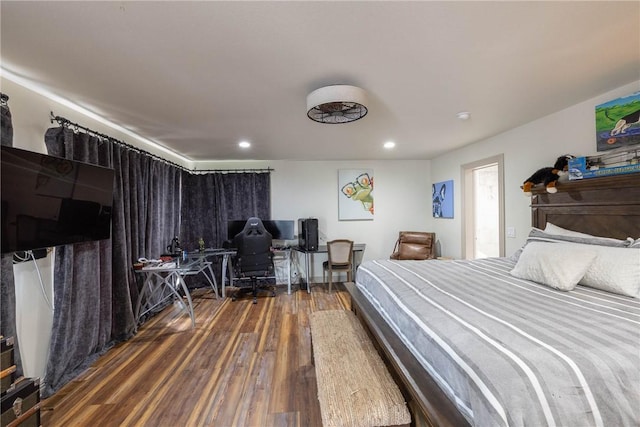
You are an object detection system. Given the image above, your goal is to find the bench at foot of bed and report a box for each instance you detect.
[310,309,411,427]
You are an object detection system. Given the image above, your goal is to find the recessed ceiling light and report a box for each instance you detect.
[456,111,471,120]
[239,141,251,148]
[384,141,396,149]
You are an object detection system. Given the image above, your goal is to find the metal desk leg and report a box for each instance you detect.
[352,255,358,282]
[136,272,174,324]
[221,254,228,298]
[134,274,153,327]
[175,273,195,328]
[287,250,291,295]
[201,262,219,299]
[305,252,311,293]
[136,271,195,328]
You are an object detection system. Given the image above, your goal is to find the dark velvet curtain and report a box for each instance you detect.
[110,149,181,338]
[43,128,114,397]
[0,94,22,376]
[1,94,13,146]
[38,123,267,396]
[180,171,271,250]
[42,127,181,397]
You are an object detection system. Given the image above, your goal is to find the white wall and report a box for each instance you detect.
[430,80,640,259]
[271,160,432,256]
[269,159,431,278]
[12,253,55,379]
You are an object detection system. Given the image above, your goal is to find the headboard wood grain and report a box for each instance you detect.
[531,173,640,239]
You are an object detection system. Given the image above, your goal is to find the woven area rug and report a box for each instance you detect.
[310,309,411,427]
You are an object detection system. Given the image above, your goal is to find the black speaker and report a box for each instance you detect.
[298,218,318,251]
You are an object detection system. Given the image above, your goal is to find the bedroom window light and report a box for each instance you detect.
[462,155,504,259]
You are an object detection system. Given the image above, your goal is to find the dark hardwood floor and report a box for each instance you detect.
[41,283,352,426]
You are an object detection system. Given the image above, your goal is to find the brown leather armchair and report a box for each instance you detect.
[390,231,436,260]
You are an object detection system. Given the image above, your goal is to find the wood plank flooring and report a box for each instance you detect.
[41,284,352,426]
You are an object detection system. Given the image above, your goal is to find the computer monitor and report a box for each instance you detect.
[264,220,295,240]
[226,219,295,241]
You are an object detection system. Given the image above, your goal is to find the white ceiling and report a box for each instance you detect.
[1,1,639,162]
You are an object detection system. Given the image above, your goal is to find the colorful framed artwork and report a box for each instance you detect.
[338,169,373,220]
[595,91,640,151]
[432,180,453,218]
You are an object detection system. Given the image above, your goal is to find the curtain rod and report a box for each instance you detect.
[50,112,191,172]
[49,112,273,175]
[193,168,274,174]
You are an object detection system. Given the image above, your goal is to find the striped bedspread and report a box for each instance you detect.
[356,258,640,427]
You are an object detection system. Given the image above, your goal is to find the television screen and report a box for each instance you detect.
[1,146,115,254]
[227,219,295,240]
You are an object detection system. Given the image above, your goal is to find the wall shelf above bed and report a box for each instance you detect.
[531,173,640,195]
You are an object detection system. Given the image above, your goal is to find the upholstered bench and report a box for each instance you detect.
[310,309,411,427]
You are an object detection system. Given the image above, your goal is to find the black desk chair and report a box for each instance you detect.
[232,217,275,304]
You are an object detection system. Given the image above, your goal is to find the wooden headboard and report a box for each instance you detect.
[531,174,640,239]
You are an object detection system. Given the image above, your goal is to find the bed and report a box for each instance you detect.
[346,174,640,427]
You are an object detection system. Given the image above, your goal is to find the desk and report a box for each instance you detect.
[187,249,235,298]
[294,244,366,293]
[134,258,218,328]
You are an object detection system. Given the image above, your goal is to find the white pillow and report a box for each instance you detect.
[544,222,595,238]
[544,222,631,245]
[510,242,597,291]
[577,244,640,298]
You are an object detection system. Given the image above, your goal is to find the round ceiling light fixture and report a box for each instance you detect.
[307,85,368,124]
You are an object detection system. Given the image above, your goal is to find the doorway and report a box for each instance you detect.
[462,155,504,259]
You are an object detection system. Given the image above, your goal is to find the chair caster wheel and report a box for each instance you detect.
[253,298,257,304]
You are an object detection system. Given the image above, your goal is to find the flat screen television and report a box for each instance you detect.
[1,145,115,254]
[227,219,295,241]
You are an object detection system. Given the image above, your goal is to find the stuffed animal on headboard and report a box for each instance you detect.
[522,155,574,196]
